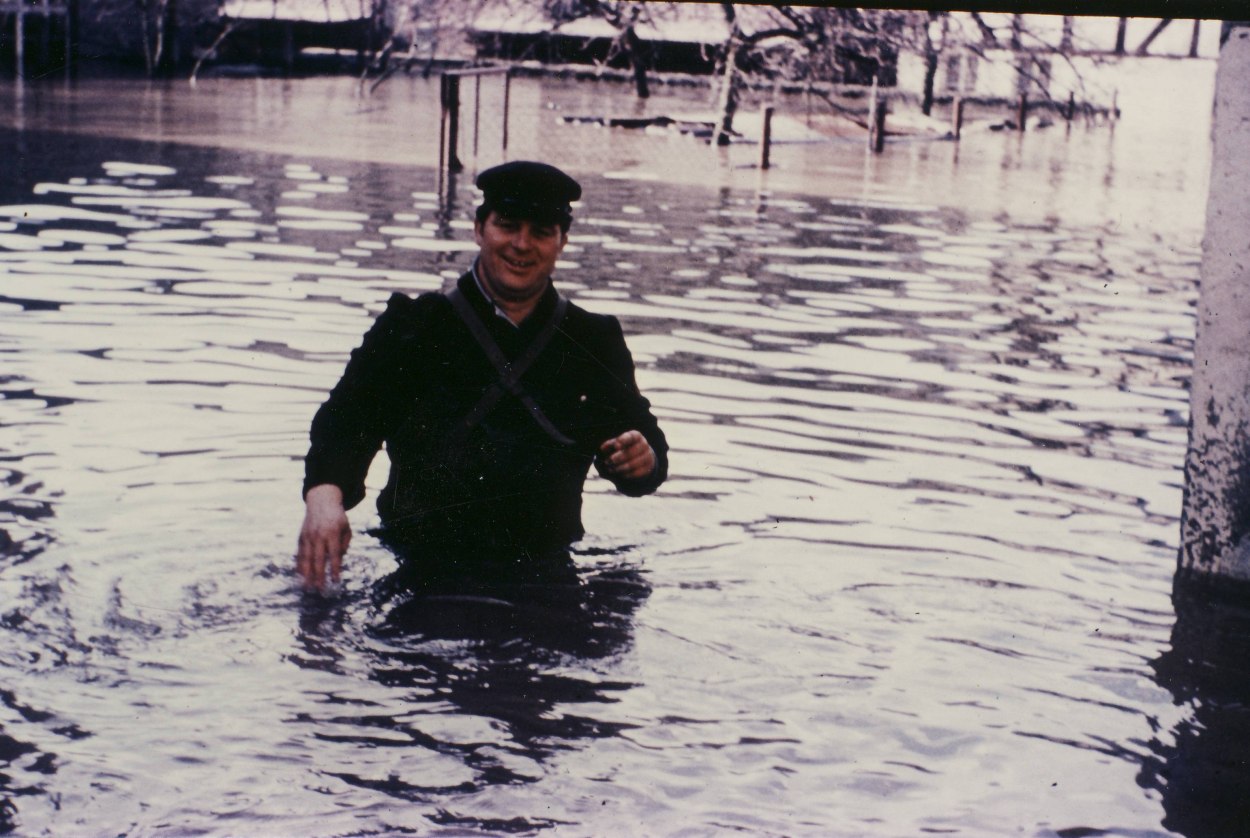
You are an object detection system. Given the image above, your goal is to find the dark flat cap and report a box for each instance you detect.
[476,161,581,225]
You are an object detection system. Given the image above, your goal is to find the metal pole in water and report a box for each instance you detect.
[15,4,25,78]
[438,77,448,174]
[440,73,463,174]
[448,75,462,172]
[502,70,511,153]
[1180,23,1250,588]
[473,74,481,159]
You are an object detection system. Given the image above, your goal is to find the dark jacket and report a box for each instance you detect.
[303,272,668,557]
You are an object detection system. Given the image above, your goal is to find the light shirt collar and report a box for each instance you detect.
[471,258,522,329]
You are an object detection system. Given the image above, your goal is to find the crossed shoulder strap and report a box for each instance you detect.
[445,286,574,447]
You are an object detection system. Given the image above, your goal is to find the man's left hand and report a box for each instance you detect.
[598,430,656,481]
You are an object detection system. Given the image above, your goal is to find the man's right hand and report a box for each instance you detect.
[297,484,351,593]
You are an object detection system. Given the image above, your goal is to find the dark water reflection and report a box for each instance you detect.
[287,559,648,833]
[1142,588,1250,838]
[0,94,1213,835]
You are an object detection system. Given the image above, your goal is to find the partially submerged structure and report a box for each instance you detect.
[1,0,74,76]
[467,2,897,84]
[217,0,381,69]
[896,14,1220,109]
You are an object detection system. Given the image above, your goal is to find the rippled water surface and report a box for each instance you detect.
[0,72,1216,836]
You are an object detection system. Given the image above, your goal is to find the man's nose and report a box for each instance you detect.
[511,224,534,250]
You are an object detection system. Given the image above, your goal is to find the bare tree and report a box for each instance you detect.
[951,12,1109,119]
[356,0,492,93]
[84,0,218,75]
[542,0,669,99]
[710,2,743,145]
[707,5,915,144]
[138,0,171,73]
[917,12,947,116]
[190,18,243,83]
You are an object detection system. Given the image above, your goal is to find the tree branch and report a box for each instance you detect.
[970,12,999,47]
[189,19,242,85]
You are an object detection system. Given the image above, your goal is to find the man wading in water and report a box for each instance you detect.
[296,161,668,593]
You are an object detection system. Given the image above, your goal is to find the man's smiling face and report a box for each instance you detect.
[473,211,568,304]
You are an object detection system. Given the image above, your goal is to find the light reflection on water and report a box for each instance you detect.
[0,97,1206,835]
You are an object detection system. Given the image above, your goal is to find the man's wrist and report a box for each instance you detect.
[306,483,345,508]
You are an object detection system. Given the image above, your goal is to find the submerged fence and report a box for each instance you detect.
[2,0,74,78]
[438,66,512,177]
[430,66,1122,189]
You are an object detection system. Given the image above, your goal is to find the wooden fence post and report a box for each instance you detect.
[867,77,886,154]
[1017,92,1028,131]
[759,105,774,169]
[871,98,887,153]
[866,76,878,152]
[952,95,965,140]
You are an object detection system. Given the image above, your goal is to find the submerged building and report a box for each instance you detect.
[216,0,382,69]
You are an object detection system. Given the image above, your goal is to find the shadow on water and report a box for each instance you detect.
[0,459,69,835]
[0,467,58,570]
[290,553,649,833]
[1142,579,1250,838]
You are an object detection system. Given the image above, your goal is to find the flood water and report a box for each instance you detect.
[0,68,1227,836]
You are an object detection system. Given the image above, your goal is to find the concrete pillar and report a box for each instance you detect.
[1179,23,1250,585]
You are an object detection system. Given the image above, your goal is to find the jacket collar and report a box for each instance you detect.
[459,264,558,333]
